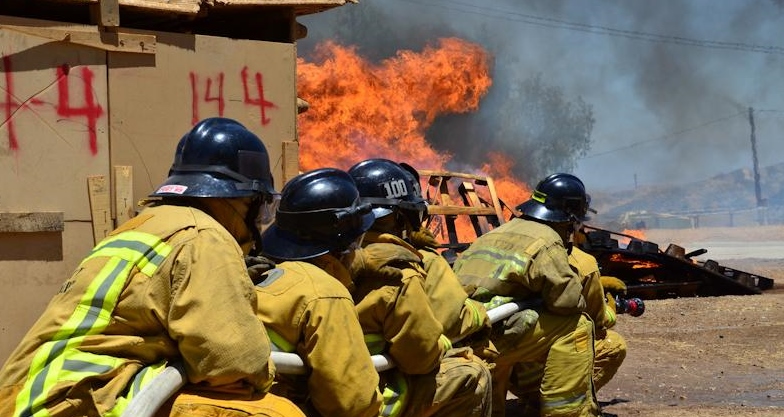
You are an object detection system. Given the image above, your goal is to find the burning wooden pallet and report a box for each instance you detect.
[418,170,776,300]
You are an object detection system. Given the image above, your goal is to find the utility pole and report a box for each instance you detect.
[748,107,767,225]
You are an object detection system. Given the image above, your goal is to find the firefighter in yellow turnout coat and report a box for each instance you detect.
[254,168,383,417]
[509,246,628,411]
[349,158,492,417]
[0,118,303,417]
[569,245,628,391]
[453,173,600,417]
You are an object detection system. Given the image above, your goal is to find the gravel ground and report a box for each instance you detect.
[507,225,784,416]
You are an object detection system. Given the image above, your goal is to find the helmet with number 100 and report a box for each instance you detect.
[516,173,591,223]
[348,158,428,230]
[151,117,275,199]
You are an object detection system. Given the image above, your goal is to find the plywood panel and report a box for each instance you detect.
[0,22,109,365]
[0,223,95,364]
[108,31,297,200]
[0,28,109,220]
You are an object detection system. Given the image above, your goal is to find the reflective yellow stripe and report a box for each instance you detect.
[439,334,452,352]
[380,371,408,417]
[541,391,587,415]
[483,295,515,310]
[463,299,483,330]
[605,305,617,327]
[105,361,168,417]
[267,329,296,353]
[85,231,173,277]
[532,190,547,204]
[364,334,386,355]
[14,231,172,417]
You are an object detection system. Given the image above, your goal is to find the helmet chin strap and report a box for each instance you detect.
[246,196,264,256]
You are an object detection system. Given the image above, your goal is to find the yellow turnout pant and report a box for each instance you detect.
[492,312,599,417]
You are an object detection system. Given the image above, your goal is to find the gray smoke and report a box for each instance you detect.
[298,0,784,191]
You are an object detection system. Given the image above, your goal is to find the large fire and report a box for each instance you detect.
[296,38,531,241]
[297,38,490,171]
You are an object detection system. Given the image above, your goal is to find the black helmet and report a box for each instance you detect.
[261,168,375,261]
[348,159,428,229]
[151,117,275,199]
[516,173,591,223]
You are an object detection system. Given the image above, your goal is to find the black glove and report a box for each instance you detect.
[245,255,276,284]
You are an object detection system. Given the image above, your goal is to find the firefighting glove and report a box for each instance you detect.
[245,255,276,284]
[347,243,421,282]
[600,275,627,296]
[493,309,539,352]
[408,228,440,250]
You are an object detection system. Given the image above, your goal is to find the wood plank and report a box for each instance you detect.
[0,212,64,233]
[282,140,300,187]
[419,170,490,182]
[88,175,112,245]
[113,166,134,226]
[0,15,156,54]
[96,0,120,27]
[484,176,506,220]
[460,181,491,235]
[426,206,498,216]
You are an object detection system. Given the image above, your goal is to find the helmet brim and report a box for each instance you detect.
[150,172,259,198]
[516,199,572,223]
[261,210,375,261]
[260,225,332,261]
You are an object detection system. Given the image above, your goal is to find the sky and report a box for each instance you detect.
[298,0,784,191]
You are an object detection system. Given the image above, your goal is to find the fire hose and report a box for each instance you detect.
[120,300,532,417]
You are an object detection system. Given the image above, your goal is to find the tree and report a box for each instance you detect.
[498,74,595,182]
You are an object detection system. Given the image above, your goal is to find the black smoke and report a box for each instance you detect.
[298,0,784,190]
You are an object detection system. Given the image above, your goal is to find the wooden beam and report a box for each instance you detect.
[113,165,134,226]
[426,206,498,216]
[0,15,156,54]
[93,0,120,27]
[0,212,64,233]
[419,170,491,182]
[281,140,300,187]
[484,176,506,220]
[88,175,112,245]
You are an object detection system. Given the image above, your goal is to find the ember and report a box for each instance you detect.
[608,253,660,269]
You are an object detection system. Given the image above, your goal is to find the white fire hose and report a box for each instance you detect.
[121,301,531,417]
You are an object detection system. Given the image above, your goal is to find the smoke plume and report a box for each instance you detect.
[297,0,784,191]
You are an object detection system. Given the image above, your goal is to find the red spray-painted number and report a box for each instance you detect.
[190,72,225,124]
[1,55,20,150]
[56,64,105,155]
[241,67,277,126]
[1,60,104,154]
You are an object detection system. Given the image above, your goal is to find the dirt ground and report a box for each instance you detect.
[509,226,784,416]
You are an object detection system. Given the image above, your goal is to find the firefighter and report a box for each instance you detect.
[453,172,600,417]
[0,118,303,417]
[253,167,384,417]
[509,230,629,413]
[568,244,628,391]
[348,158,493,417]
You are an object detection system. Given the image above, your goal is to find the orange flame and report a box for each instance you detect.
[297,39,532,243]
[609,253,659,269]
[482,152,531,209]
[297,38,492,171]
[617,229,648,246]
